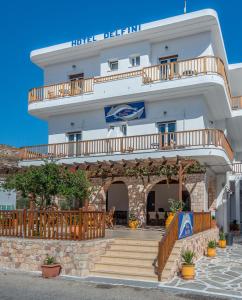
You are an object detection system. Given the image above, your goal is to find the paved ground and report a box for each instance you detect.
[161,241,242,299]
[0,270,226,300]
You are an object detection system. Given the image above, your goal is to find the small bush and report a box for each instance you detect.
[44,255,55,265]
[181,250,195,265]
[219,231,226,241]
[208,240,216,249]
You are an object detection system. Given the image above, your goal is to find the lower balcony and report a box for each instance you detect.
[20,129,233,164]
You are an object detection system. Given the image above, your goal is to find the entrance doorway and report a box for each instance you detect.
[106,181,129,225]
[146,181,191,225]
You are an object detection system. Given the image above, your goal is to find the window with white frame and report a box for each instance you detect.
[157,121,176,147]
[67,132,82,142]
[130,56,140,67]
[109,60,118,71]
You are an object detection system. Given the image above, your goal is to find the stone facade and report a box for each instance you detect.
[0,237,113,277]
[89,173,208,221]
[161,227,219,281]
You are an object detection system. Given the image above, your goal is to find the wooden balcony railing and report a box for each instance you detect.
[157,211,212,281]
[28,56,242,110]
[0,209,105,240]
[20,129,234,162]
[29,78,94,102]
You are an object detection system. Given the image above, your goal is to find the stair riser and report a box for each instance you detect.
[105,250,156,259]
[110,244,158,252]
[90,272,157,282]
[100,257,154,267]
[94,264,155,274]
[113,239,159,247]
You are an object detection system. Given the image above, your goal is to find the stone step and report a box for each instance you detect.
[90,269,157,282]
[99,256,155,267]
[113,238,159,247]
[105,250,157,259]
[110,244,158,253]
[93,262,155,274]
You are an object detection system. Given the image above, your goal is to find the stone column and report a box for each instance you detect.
[235,179,241,225]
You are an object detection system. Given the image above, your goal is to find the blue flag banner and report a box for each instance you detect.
[104,101,145,123]
[178,212,194,240]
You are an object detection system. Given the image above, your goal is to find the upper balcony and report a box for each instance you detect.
[28,56,242,116]
[19,129,233,173]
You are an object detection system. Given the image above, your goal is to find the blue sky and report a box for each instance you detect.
[0,0,241,147]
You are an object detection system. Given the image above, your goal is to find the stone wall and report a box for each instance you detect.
[161,228,219,281]
[0,237,113,277]
[89,173,208,220]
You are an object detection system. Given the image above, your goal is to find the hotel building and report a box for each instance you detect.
[21,9,242,232]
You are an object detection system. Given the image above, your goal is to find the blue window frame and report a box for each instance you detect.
[157,121,176,147]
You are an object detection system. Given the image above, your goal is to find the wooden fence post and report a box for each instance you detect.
[79,208,82,241]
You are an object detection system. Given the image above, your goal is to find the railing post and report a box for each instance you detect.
[79,208,82,240]
[203,57,207,74]
[23,209,27,238]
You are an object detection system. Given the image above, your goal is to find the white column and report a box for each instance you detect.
[235,179,241,224]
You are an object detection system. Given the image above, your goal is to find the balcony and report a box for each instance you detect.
[28,56,242,111]
[20,129,234,162]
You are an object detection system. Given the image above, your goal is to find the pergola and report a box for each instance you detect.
[63,156,203,202]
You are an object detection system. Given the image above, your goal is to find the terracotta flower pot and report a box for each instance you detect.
[181,264,195,280]
[165,213,175,228]
[207,247,216,257]
[41,264,61,278]
[219,240,226,248]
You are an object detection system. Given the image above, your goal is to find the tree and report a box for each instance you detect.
[2,162,90,209]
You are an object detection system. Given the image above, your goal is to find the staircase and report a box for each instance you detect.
[90,238,159,281]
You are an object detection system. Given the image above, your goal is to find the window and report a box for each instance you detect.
[157,121,176,147]
[121,124,127,136]
[159,55,178,79]
[69,73,84,95]
[109,60,118,71]
[67,132,82,142]
[130,56,140,67]
[67,132,82,157]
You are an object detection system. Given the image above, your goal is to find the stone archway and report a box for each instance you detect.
[145,179,191,225]
[106,180,129,225]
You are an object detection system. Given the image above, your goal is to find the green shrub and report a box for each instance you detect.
[168,198,184,213]
[208,240,216,249]
[44,255,55,265]
[219,231,226,241]
[181,250,195,265]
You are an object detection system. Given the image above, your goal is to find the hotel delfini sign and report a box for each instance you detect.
[71,24,141,47]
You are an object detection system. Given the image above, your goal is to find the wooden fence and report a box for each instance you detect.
[157,211,212,281]
[20,129,234,162]
[0,210,105,241]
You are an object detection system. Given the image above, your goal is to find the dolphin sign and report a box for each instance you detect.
[178,212,194,240]
[104,102,145,123]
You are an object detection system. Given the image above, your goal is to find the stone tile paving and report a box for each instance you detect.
[160,240,242,299]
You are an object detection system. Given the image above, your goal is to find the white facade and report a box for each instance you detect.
[25,9,242,231]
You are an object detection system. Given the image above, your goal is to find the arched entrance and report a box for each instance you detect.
[146,180,191,225]
[106,181,129,225]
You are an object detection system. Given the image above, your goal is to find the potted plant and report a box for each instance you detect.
[165,198,184,228]
[207,240,216,257]
[129,214,139,229]
[41,255,61,278]
[218,231,226,248]
[230,220,240,235]
[181,249,195,280]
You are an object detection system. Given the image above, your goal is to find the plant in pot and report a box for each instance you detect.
[165,198,184,228]
[218,231,226,248]
[207,240,216,257]
[41,255,61,278]
[230,220,240,235]
[129,214,139,229]
[181,249,195,280]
